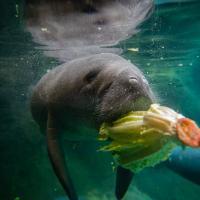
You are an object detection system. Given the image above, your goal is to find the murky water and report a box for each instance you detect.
[0,1,200,200]
[121,0,200,123]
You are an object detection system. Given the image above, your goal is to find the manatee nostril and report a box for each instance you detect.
[129,77,138,85]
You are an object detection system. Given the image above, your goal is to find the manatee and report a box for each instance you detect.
[31,53,154,200]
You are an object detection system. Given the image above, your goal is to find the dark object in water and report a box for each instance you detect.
[166,147,200,185]
[115,166,134,200]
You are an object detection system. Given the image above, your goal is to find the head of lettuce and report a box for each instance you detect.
[98,104,200,173]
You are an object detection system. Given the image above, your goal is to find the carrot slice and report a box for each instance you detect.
[176,118,200,147]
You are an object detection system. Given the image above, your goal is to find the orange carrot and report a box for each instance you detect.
[176,118,200,148]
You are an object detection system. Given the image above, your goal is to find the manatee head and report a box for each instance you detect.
[95,64,155,125]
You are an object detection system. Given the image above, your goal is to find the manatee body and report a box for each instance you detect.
[31,53,154,200]
[27,0,200,198]
[31,53,153,132]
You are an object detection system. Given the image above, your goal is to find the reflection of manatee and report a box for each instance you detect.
[27,0,154,199]
[26,0,153,62]
[31,53,154,200]
[27,0,200,199]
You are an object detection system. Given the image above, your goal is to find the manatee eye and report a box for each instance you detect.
[85,70,99,83]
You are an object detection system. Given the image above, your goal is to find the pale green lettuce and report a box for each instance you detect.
[98,104,182,173]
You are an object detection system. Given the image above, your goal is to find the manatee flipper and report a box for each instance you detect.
[115,166,134,200]
[47,112,78,200]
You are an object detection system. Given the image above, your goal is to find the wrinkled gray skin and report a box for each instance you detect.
[31,53,154,200]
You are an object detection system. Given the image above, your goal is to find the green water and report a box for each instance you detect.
[0,1,200,200]
[121,1,200,124]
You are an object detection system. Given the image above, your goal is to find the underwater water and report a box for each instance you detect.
[0,0,200,200]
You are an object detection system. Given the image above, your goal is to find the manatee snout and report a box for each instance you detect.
[97,67,154,124]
